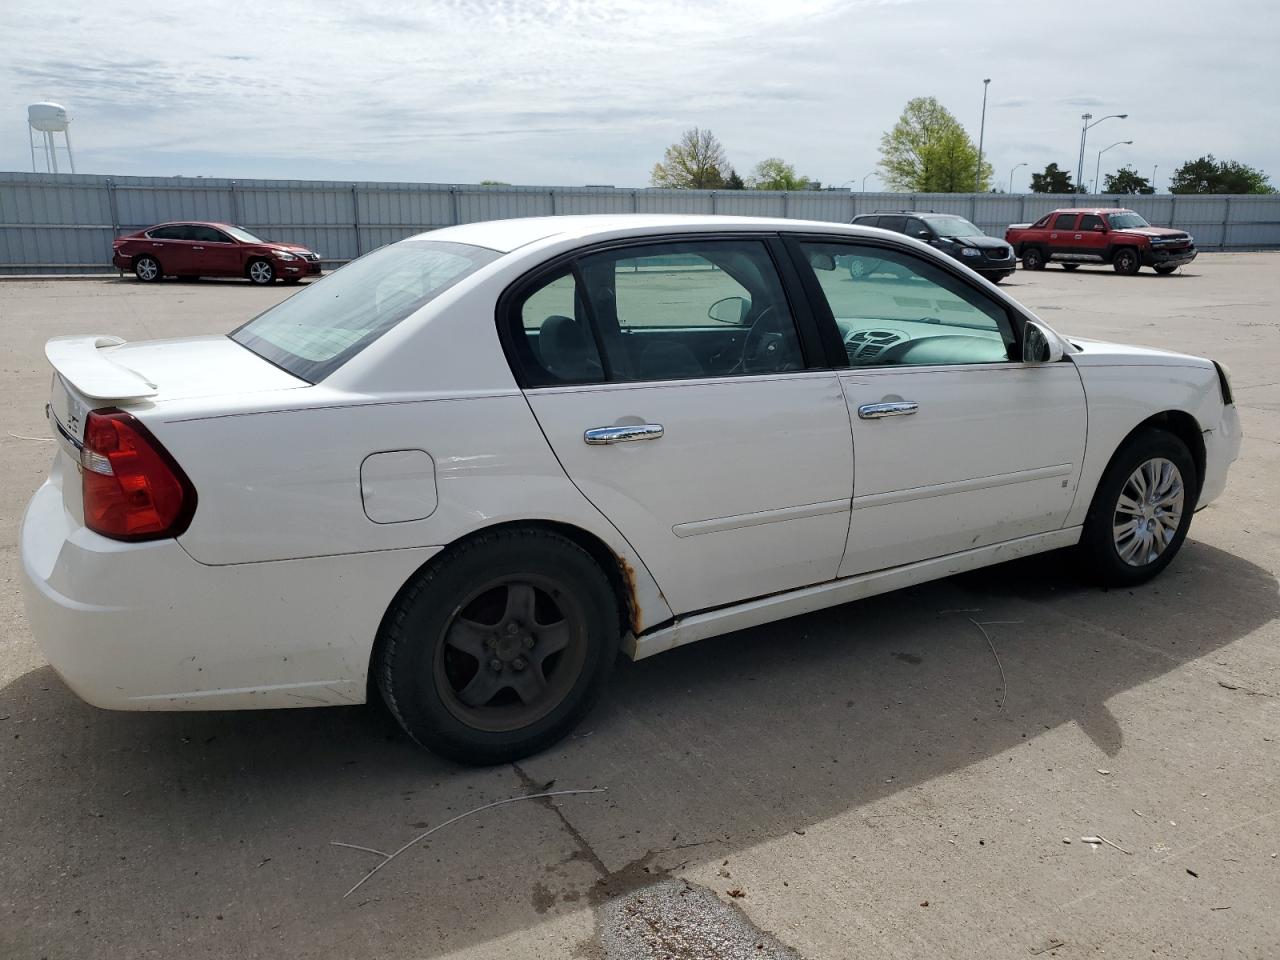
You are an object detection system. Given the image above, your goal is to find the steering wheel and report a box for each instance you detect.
[738,305,793,373]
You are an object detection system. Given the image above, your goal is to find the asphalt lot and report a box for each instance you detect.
[1,255,1278,959]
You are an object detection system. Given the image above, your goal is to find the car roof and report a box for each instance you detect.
[144,220,242,232]
[1047,208,1133,215]
[422,214,883,253]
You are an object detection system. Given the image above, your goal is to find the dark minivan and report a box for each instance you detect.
[851,212,1016,283]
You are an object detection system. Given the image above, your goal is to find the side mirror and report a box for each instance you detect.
[915,229,932,239]
[708,296,750,325]
[808,252,836,271]
[1022,320,1064,364]
[1094,224,1107,232]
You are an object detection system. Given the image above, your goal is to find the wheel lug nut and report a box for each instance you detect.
[489,659,503,673]
[523,635,535,649]
[506,622,519,635]
[512,657,526,671]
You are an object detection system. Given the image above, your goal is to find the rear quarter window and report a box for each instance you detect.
[231,239,500,382]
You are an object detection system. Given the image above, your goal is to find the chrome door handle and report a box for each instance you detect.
[192,245,204,250]
[858,401,918,420]
[584,424,664,445]
[1074,234,1082,240]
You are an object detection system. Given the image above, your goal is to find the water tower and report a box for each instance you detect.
[28,102,76,174]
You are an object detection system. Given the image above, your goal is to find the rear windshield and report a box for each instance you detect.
[231,239,500,382]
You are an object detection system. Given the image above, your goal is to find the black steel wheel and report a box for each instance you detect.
[376,527,620,764]
[1112,247,1141,275]
[1022,247,1047,270]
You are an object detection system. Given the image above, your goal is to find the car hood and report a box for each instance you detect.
[1117,227,1190,241]
[262,241,314,253]
[1065,337,1211,368]
[949,235,1009,250]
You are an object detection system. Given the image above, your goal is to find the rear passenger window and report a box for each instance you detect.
[878,216,907,233]
[515,270,603,385]
[147,225,188,240]
[1053,213,1078,230]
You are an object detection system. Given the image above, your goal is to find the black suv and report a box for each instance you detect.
[850,212,1016,283]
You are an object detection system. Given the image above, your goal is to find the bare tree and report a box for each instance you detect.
[651,128,728,189]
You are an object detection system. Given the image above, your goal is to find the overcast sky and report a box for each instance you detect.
[3,0,1278,193]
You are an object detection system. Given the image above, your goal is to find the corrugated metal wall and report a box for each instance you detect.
[2,171,1278,275]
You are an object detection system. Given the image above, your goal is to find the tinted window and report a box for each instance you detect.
[232,239,500,382]
[1053,213,1078,230]
[799,241,1014,367]
[878,216,907,233]
[903,217,932,239]
[190,225,231,243]
[1078,214,1104,231]
[853,216,880,228]
[147,225,190,240]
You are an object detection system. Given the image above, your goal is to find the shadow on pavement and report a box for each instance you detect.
[1,540,1274,958]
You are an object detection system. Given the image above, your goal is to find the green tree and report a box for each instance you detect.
[1168,155,1275,194]
[650,127,728,189]
[1029,163,1076,193]
[878,97,992,192]
[747,157,810,191]
[1102,166,1154,194]
[723,167,746,190]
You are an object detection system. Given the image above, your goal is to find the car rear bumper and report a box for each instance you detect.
[111,253,130,270]
[19,465,438,711]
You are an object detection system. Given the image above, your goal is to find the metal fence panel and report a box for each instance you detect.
[3,171,1278,274]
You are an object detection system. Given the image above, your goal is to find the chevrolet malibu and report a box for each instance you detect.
[22,215,1240,764]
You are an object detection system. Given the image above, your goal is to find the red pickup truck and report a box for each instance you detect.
[1005,208,1197,276]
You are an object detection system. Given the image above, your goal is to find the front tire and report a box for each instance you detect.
[247,258,276,284]
[1154,265,1178,275]
[133,255,161,282]
[1061,263,1080,271]
[1079,429,1198,587]
[1112,247,1141,275]
[376,528,620,765]
[1022,247,1047,271]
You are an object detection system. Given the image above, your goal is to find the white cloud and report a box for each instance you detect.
[1,0,1278,193]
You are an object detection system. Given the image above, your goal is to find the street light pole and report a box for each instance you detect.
[976,78,991,193]
[1009,162,1027,194]
[1076,112,1127,193]
[1095,140,1133,194]
[862,172,873,192]
[1152,164,1159,193]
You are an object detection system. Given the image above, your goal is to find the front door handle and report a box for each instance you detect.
[858,401,918,420]
[584,424,664,445]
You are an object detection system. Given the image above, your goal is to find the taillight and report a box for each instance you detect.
[81,409,196,541]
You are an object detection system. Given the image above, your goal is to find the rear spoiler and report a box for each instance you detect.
[45,335,158,400]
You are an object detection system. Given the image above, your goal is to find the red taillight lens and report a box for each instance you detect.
[81,409,196,541]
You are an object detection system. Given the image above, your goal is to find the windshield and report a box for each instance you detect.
[223,225,266,244]
[924,216,984,238]
[231,239,501,381]
[1108,212,1151,229]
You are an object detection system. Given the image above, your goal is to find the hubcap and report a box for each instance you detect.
[435,577,587,733]
[1112,457,1184,566]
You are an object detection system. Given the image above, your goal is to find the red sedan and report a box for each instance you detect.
[112,221,323,284]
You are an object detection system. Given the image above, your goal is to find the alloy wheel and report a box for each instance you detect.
[1112,457,1185,566]
[249,261,274,284]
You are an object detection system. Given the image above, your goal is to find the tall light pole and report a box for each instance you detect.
[1009,162,1027,194]
[862,172,873,192]
[1077,112,1127,193]
[1095,140,1133,193]
[976,78,991,193]
[1152,164,1159,193]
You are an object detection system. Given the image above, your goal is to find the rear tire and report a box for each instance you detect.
[1154,265,1178,275]
[376,528,620,765]
[1061,263,1080,271]
[1079,429,1198,587]
[1022,247,1047,271]
[133,255,161,282]
[1112,247,1141,275]
[247,258,276,285]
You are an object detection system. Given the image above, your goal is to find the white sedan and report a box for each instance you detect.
[20,215,1240,763]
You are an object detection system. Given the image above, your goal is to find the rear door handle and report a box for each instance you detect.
[192,245,204,250]
[858,401,918,420]
[584,424,664,445]
[1074,234,1082,240]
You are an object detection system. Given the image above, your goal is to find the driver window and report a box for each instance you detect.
[574,240,804,382]
[799,241,1015,367]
